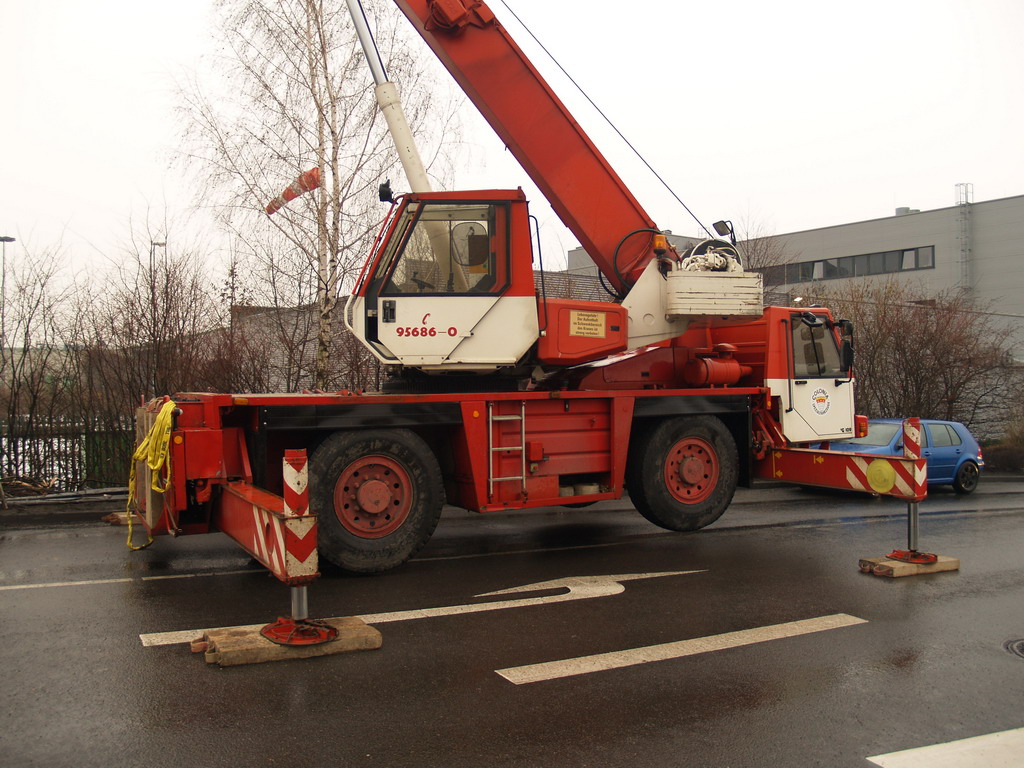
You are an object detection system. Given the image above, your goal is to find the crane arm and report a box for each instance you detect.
[394,0,663,294]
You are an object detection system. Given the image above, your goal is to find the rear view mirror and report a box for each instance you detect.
[841,339,854,373]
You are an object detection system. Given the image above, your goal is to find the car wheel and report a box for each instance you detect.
[952,461,979,495]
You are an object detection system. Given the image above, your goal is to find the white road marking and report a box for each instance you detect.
[495,613,868,685]
[0,577,134,591]
[866,727,1024,767]
[138,571,703,647]
[0,569,259,592]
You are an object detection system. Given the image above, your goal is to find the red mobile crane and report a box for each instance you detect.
[132,0,926,584]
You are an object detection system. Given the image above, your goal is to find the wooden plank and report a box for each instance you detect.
[858,555,960,578]
[201,617,382,667]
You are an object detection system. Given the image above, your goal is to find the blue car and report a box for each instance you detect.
[828,418,984,494]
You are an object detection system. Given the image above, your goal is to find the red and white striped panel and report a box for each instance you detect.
[755,447,927,501]
[902,418,922,459]
[216,456,319,585]
[246,505,318,582]
[283,449,309,517]
[845,455,927,501]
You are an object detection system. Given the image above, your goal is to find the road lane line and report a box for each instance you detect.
[0,568,260,592]
[0,577,135,591]
[866,727,1024,767]
[495,613,868,685]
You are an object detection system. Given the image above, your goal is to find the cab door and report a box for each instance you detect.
[773,312,855,443]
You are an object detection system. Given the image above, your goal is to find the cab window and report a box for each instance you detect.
[791,316,844,378]
[380,202,508,296]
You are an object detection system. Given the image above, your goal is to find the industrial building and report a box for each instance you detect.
[761,187,1024,332]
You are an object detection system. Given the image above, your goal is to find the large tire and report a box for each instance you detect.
[952,461,980,495]
[625,416,738,531]
[310,429,443,573]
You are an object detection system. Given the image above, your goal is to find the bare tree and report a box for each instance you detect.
[177,0,459,390]
[0,245,81,487]
[736,218,799,300]
[802,279,1020,439]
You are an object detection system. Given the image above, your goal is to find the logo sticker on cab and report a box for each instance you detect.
[811,388,831,416]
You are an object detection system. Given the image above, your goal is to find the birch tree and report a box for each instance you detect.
[178,0,457,389]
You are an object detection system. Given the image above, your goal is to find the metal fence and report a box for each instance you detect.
[0,419,135,492]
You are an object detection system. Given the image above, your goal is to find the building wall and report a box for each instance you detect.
[766,195,1024,316]
[970,196,1024,306]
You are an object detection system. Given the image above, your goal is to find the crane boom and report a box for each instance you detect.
[394,0,660,293]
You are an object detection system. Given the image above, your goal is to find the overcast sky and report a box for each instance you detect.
[2,0,1022,273]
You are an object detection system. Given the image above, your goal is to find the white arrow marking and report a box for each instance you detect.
[138,571,702,647]
[496,613,868,684]
[358,571,701,624]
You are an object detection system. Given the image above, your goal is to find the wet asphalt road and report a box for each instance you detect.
[1,478,1023,768]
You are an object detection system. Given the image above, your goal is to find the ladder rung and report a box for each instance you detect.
[491,445,524,453]
[491,415,522,422]
[492,475,524,482]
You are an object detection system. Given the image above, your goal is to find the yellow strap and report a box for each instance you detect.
[125,400,177,551]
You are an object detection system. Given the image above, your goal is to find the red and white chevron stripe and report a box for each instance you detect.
[283,449,309,517]
[902,418,922,459]
[213,448,319,585]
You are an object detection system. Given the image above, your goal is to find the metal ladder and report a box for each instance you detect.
[487,401,526,497]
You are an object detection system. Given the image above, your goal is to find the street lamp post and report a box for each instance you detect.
[0,235,13,341]
[149,241,166,398]
[0,235,14,510]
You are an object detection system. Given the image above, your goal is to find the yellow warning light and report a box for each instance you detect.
[234,397,249,405]
[866,459,897,494]
[473,410,480,418]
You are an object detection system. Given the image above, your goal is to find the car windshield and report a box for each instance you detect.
[841,422,901,446]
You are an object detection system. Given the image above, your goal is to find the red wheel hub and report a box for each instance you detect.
[665,437,719,504]
[334,456,412,538]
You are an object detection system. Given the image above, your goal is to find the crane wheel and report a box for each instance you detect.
[626,415,738,531]
[310,429,443,573]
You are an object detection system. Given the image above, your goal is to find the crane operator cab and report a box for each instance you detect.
[346,188,630,375]
[346,189,541,372]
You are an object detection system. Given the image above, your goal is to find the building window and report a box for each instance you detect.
[760,245,936,284]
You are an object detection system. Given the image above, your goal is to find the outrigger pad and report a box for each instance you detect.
[200,617,382,666]
[858,554,960,578]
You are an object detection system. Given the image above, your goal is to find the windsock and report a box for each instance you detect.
[265,167,321,215]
